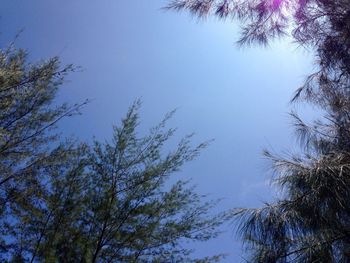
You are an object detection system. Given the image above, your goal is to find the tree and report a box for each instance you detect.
[6,142,88,262]
[8,101,230,262]
[77,101,229,263]
[0,44,86,258]
[165,0,350,104]
[0,45,85,185]
[166,0,350,262]
[0,44,231,262]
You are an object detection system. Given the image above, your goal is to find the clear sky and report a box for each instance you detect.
[2,1,314,261]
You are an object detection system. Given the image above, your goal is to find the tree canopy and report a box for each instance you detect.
[0,46,230,262]
[166,0,350,262]
[166,0,350,102]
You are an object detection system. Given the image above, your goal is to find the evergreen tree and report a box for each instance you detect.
[0,45,230,262]
[165,0,350,102]
[166,0,350,262]
[9,101,230,262]
[0,45,86,259]
[77,101,229,263]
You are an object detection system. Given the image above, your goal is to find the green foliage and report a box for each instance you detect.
[166,0,350,262]
[233,111,350,262]
[0,46,86,259]
[73,101,229,262]
[0,46,230,262]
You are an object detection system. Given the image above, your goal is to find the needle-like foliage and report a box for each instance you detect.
[232,103,350,262]
[74,101,230,263]
[166,0,350,262]
[0,45,231,262]
[7,101,231,263]
[165,0,350,102]
[0,45,86,259]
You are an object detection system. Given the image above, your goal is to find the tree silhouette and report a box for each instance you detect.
[167,0,350,262]
[0,45,230,262]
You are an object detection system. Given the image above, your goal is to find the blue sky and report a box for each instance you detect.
[2,1,314,261]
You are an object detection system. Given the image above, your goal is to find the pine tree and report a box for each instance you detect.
[165,0,350,101]
[0,45,230,262]
[0,45,86,259]
[78,101,229,262]
[166,0,350,261]
[9,101,230,262]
